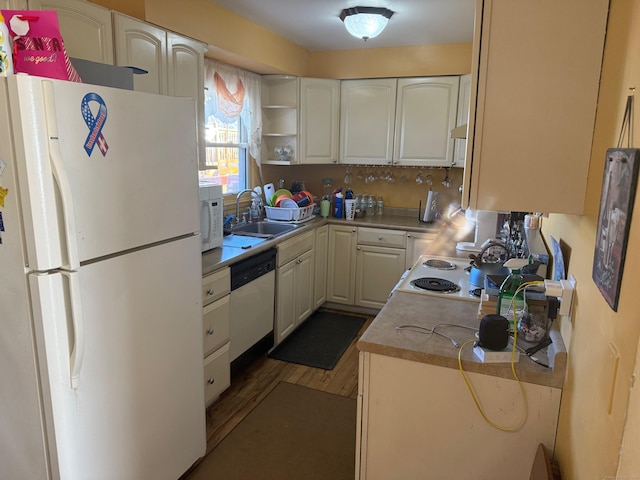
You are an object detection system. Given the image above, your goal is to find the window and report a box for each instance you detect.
[199,60,261,195]
[201,116,248,194]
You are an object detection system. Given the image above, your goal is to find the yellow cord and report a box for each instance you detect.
[457,281,543,431]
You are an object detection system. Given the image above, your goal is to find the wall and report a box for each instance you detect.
[89,0,472,79]
[261,164,465,214]
[542,0,640,478]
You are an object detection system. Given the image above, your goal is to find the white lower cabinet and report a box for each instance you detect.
[328,226,409,309]
[357,352,562,480]
[355,245,406,309]
[327,225,357,305]
[201,267,230,406]
[203,343,230,407]
[355,228,407,309]
[275,230,314,345]
[313,225,329,309]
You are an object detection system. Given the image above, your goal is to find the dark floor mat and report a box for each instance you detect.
[268,311,366,370]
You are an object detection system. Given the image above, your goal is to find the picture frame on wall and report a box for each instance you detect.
[592,148,640,311]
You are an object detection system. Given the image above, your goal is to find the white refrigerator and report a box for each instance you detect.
[0,75,205,479]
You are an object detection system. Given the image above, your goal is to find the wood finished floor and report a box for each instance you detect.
[181,310,373,479]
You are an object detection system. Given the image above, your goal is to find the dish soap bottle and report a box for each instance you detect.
[497,258,529,331]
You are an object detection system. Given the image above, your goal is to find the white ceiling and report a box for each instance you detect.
[211,0,477,52]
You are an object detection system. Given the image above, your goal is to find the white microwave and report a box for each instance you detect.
[199,183,223,252]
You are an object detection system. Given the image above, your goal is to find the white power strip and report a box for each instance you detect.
[473,345,520,363]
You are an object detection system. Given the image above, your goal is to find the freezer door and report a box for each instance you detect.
[30,236,205,480]
[7,75,199,270]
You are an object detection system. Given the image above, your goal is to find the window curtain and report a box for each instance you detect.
[203,59,262,170]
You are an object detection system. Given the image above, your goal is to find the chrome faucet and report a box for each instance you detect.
[235,189,263,224]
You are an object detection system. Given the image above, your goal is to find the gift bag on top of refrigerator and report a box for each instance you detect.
[1,10,81,82]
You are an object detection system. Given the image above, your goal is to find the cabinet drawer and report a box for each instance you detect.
[277,230,314,266]
[204,342,230,406]
[357,227,407,248]
[202,267,230,306]
[203,295,230,357]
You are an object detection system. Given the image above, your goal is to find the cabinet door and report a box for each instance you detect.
[327,225,357,305]
[29,0,113,63]
[202,295,230,357]
[299,78,340,164]
[295,249,314,324]
[167,32,206,168]
[3,0,27,8]
[275,260,296,344]
[462,0,608,214]
[453,74,471,168]
[393,77,459,167]
[405,232,438,269]
[314,225,328,309]
[113,13,167,95]
[340,79,397,165]
[355,245,406,309]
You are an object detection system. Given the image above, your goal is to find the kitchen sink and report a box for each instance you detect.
[231,221,301,239]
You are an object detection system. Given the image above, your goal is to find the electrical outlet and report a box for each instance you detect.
[559,277,575,316]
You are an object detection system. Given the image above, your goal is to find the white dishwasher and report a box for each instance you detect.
[229,248,276,378]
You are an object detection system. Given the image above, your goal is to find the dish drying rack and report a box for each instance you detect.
[264,204,314,223]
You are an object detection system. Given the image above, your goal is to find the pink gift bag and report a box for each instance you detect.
[1,10,81,82]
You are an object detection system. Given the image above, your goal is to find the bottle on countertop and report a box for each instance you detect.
[497,258,529,331]
[376,195,384,215]
[334,188,344,218]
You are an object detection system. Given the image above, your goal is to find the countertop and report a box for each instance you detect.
[357,291,567,389]
[202,211,569,388]
[202,211,449,276]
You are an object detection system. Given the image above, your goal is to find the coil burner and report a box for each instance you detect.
[410,277,461,294]
[423,259,457,270]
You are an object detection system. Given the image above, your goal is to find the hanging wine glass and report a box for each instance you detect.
[425,174,433,186]
[398,168,408,184]
[441,168,451,188]
[416,168,424,184]
[344,165,353,184]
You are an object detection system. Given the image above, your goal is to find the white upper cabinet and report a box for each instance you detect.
[28,0,113,64]
[3,0,27,8]
[261,75,299,164]
[113,13,167,95]
[393,76,459,167]
[462,0,609,214]
[453,74,471,168]
[299,78,340,164]
[340,78,397,165]
[167,32,206,167]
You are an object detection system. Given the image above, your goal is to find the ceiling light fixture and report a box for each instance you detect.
[339,6,394,41]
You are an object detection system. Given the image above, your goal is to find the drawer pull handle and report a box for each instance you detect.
[207,289,214,296]
[207,328,214,335]
[208,378,215,384]
[378,235,383,240]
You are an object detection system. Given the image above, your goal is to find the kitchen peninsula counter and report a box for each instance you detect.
[355,291,566,480]
[358,291,566,388]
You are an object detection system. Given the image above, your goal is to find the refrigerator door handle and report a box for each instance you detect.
[42,80,81,270]
[61,270,85,389]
